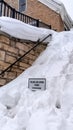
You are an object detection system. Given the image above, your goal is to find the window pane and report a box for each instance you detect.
[19,0,26,12]
[0,3,2,16]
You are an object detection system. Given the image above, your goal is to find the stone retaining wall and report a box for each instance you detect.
[0,34,46,86]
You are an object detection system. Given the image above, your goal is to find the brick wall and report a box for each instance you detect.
[26,0,64,31]
[4,0,64,31]
[0,34,46,87]
[4,0,18,10]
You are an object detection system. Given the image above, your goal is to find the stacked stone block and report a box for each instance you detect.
[0,34,46,86]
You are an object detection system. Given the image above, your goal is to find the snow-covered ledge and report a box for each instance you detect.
[0,17,54,86]
[0,34,46,86]
[0,17,53,42]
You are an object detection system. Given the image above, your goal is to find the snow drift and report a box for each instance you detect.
[0,29,73,130]
[0,16,53,42]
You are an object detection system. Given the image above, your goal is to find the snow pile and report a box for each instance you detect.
[1,30,73,130]
[0,16,53,42]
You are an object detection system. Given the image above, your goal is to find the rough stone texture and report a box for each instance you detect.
[0,34,46,87]
[4,0,64,31]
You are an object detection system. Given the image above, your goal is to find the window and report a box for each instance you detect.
[19,0,26,12]
[0,2,2,16]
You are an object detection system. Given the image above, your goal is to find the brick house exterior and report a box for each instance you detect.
[4,0,18,10]
[4,0,64,31]
[26,0,64,31]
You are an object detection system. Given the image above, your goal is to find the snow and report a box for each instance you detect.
[1,17,73,130]
[0,16,53,42]
[0,17,73,130]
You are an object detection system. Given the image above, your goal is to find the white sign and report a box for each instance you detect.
[28,78,46,91]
